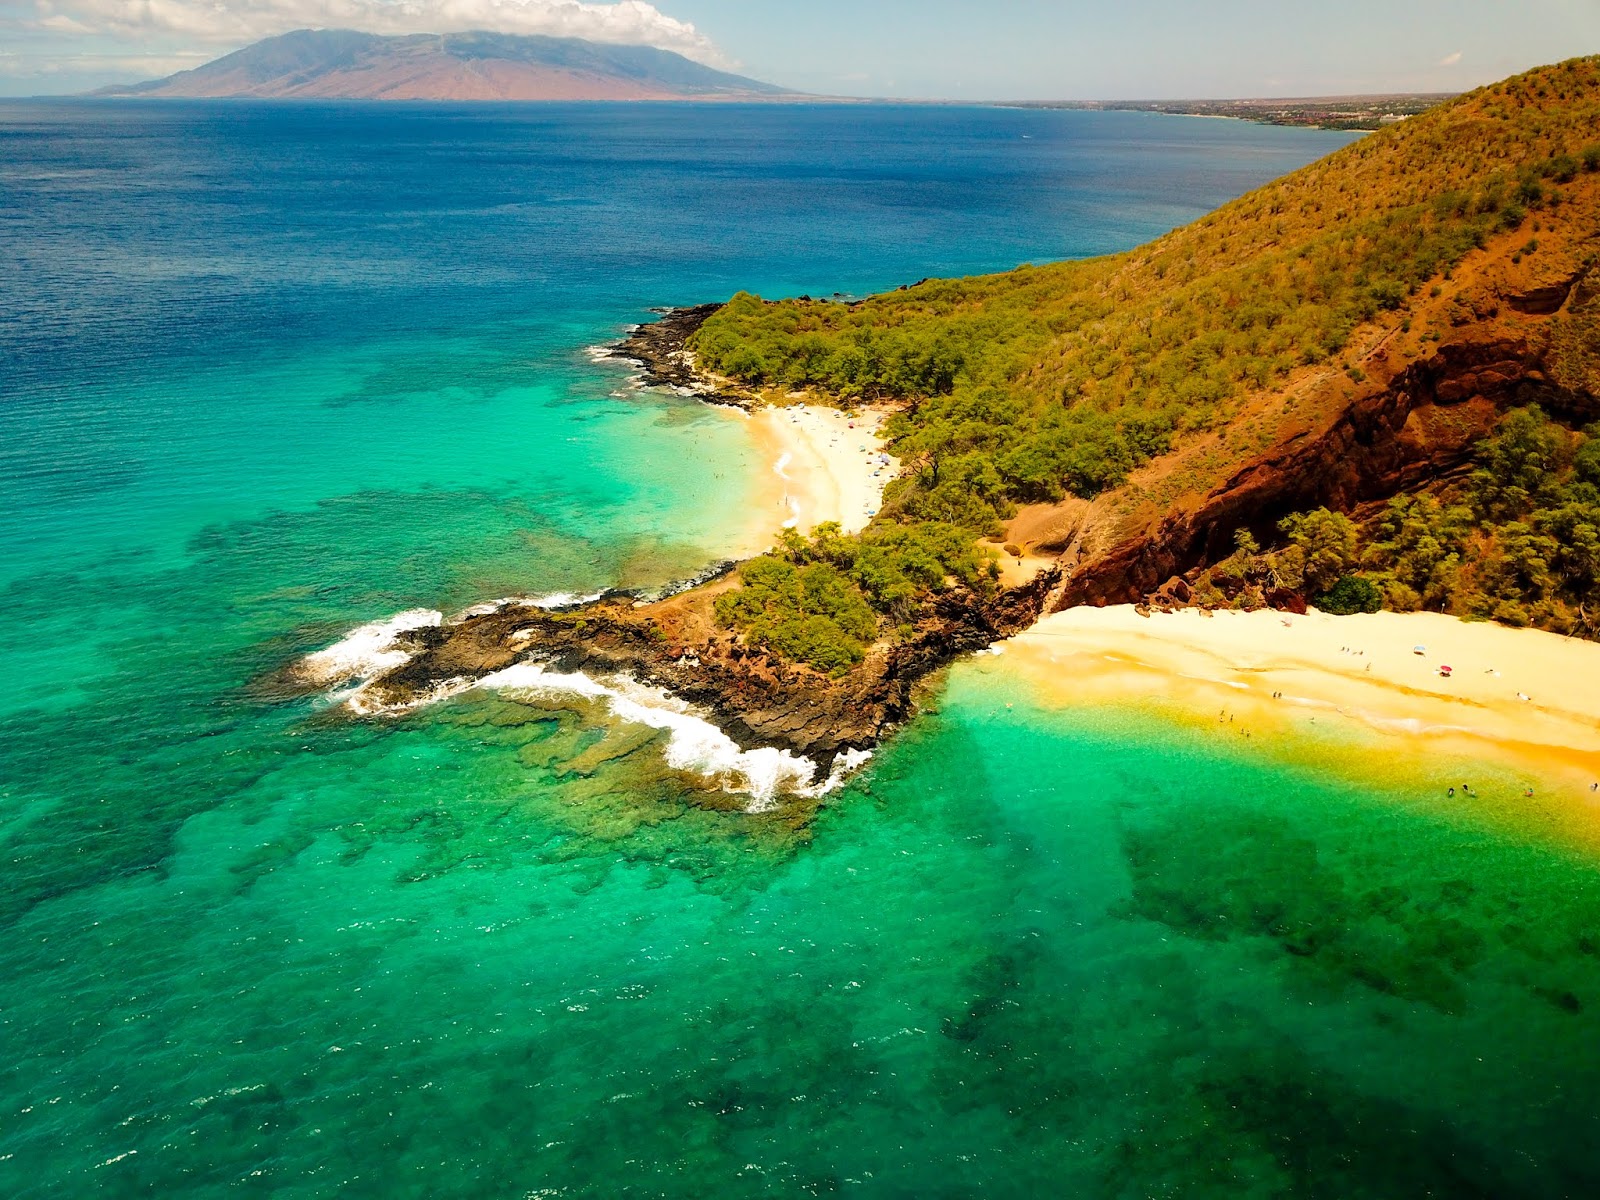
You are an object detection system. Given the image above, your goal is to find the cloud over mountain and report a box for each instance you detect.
[22,0,723,64]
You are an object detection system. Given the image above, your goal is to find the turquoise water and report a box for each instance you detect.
[5,102,1599,1196]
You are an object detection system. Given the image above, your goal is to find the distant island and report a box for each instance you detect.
[95,32,1459,122]
[996,93,1456,130]
[94,29,792,102]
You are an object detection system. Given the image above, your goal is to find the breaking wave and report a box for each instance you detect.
[298,602,874,806]
[298,609,442,687]
[476,662,870,810]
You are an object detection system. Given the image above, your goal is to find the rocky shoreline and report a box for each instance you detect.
[319,254,1599,794]
[349,567,1060,777]
[606,302,758,408]
[292,305,1061,794]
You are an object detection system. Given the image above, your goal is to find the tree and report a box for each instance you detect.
[1278,508,1359,593]
[1317,575,1383,615]
[1471,406,1569,521]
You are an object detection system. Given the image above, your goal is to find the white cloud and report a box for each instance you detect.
[16,0,724,63]
[0,50,211,77]
[1439,51,1463,66]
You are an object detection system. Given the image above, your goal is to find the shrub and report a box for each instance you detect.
[713,521,996,668]
[695,64,1600,650]
[713,555,877,674]
[1368,279,1407,310]
[1316,575,1383,615]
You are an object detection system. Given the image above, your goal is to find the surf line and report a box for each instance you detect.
[295,605,871,809]
[774,450,801,528]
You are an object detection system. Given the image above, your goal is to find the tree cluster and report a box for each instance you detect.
[1211,408,1600,635]
[713,522,997,673]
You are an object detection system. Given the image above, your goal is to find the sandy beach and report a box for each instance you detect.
[998,605,1600,794]
[743,404,898,539]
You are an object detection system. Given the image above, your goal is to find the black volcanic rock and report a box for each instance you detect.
[608,304,760,408]
[358,570,1062,772]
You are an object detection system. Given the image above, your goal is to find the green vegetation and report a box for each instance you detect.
[1276,508,1362,595]
[695,59,1600,537]
[1241,409,1599,633]
[1316,575,1384,616]
[714,523,996,673]
[701,59,1600,661]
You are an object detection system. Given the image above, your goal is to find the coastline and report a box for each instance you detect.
[609,304,899,552]
[300,304,1600,814]
[995,605,1600,799]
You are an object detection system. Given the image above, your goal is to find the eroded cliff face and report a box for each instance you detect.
[1053,251,1600,608]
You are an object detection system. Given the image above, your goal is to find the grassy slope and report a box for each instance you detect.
[694,59,1600,661]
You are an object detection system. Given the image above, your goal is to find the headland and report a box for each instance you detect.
[296,59,1600,808]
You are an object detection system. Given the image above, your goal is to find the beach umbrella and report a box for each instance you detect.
[1413,645,1426,654]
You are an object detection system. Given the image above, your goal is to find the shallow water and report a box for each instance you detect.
[9,101,1597,1198]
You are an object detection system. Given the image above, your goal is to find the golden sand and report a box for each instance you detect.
[998,606,1600,802]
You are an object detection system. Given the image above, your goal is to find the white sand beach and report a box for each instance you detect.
[1000,605,1600,793]
[745,404,898,538]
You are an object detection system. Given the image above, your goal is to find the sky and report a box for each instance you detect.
[1,0,1598,98]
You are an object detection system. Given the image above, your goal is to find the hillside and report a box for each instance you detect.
[686,57,1600,653]
[96,29,789,102]
[335,58,1600,763]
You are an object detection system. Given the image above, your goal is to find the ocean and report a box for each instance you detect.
[4,99,1598,1197]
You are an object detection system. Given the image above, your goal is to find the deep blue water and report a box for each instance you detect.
[2,102,1356,598]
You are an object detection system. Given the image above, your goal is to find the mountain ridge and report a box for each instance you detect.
[95,29,791,101]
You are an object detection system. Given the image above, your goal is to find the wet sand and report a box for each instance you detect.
[998,605,1600,797]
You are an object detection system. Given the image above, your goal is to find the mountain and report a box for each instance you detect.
[96,29,790,101]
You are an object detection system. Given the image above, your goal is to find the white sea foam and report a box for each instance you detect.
[343,674,474,718]
[306,602,875,803]
[299,609,442,686]
[454,592,609,621]
[521,591,608,610]
[474,661,869,809]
